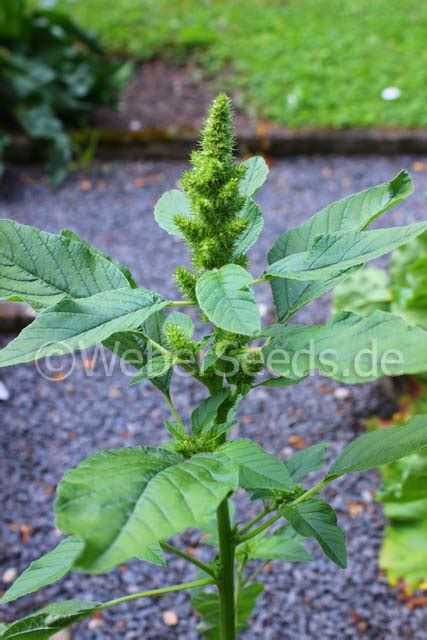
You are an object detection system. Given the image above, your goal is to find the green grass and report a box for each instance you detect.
[49,0,427,128]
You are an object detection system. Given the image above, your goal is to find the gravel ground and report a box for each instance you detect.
[1,157,427,639]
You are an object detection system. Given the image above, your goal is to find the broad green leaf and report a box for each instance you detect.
[268,170,413,321]
[163,310,194,339]
[285,443,330,481]
[380,517,427,588]
[249,525,313,562]
[333,266,391,316]
[191,389,230,436]
[328,415,427,478]
[55,447,238,573]
[233,199,264,257]
[196,265,260,336]
[104,309,173,394]
[239,156,269,197]
[0,288,168,368]
[192,582,263,640]
[0,599,99,639]
[0,220,129,311]
[136,543,166,566]
[130,354,176,384]
[265,223,427,282]
[60,228,137,287]
[271,267,361,322]
[219,439,293,490]
[255,374,307,388]
[154,189,192,237]
[264,310,427,383]
[281,499,347,568]
[0,537,83,605]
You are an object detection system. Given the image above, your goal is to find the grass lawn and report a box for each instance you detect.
[50,0,427,128]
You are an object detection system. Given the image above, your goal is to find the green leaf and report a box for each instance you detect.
[164,419,187,440]
[281,499,347,568]
[192,582,263,640]
[60,228,137,287]
[0,599,100,639]
[136,543,166,566]
[268,170,413,321]
[0,220,129,311]
[380,453,427,504]
[264,310,427,383]
[130,354,176,384]
[55,447,238,573]
[255,375,307,388]
[333,266,391,316]
[103,308,173,394]
[196,265,260,336]
[0,537,83,605]
[265,223,427,281]
[380,517,427,588]
[285,443,330,481]
[249,525,313,562]
[219,439,293,490]
[239,156,269,197]
[233,199,264,257]
[154,189,192,237]
[163,310,194,339]
[191,389,230,436]
[328,415,427,478]
[0,288,168,368]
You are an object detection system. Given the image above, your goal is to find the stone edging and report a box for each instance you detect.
[5,127,427,165]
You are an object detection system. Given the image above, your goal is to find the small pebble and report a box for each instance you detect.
[0,381,10,401]
[163,610,178,626]
[334,387,351,400]
[2,568,17,583]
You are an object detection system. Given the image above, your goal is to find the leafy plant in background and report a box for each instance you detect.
[333,216,427,589]
[2,96,427,639]
[0,0,131,184]
[333,230,427,330]
[363,388,427,591]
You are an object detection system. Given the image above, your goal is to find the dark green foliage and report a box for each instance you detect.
[0,0,130,184]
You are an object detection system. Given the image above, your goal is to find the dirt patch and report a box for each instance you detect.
[90,59,254,132]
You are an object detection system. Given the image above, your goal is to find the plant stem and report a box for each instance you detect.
[237,506,272,537]
[163,392,186,431]
[168,300,196,307]
[216,499,236,640]
[237,477,334,544]
[290,477,333,506]
[97,577,214,611]
[238,512,282,544]
[160,541,216,578]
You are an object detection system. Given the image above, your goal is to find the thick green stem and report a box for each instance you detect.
[217,499,236,640]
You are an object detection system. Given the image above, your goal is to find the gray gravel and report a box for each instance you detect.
[1,157,427,639]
